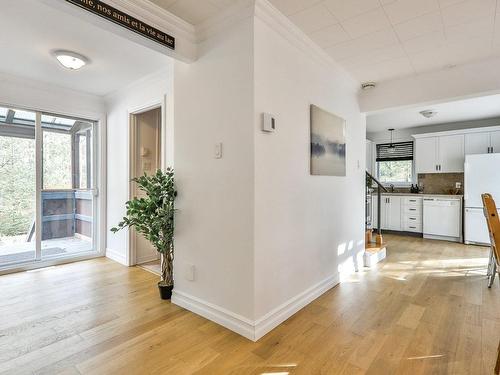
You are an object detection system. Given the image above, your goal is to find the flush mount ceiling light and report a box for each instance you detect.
[361,81,376,90]
[419,110,438,118]
[52,50,89,70]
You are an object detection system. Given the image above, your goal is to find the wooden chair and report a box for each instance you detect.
[481,194,500,374]
[482,193,500,288]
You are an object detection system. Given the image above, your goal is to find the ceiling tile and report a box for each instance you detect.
[372,56,415,81]
[341,8,391,38]
[445,16,495,44]
[288,3,338,34]
[323,0,380,21]
[438,0,466,8]
[309,24,351,48]
[440,0,496,27]
[393,12,443,40]
[149,0,178,9]
[269,0,323,16]
[167,0,219,24]
[339,43,406,68]
[410,47,451,72]
[383,0,440,24]
[379,0,397,4]
[403,30,447,55]
[446,39,493,63]
[326,28,399,60]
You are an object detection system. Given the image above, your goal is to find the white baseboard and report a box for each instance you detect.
[254,273,339,340]
[172,273,339,342]
[137,254,159,265]
[172,290,255,340]
[106,248,128,266]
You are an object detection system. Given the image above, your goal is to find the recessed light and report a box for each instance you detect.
[52,50,89,70]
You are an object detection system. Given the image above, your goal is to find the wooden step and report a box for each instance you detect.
[365,242,387,253]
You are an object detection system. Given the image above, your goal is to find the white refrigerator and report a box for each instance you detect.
[464,153,500,245]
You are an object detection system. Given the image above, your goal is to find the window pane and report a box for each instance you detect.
[378,160,413,183]
[43,131,72,189]
[79,134,88,189]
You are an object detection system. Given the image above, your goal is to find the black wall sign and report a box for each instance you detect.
[66,0,175,50]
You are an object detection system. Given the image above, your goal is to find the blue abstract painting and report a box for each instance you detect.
[310,105,346,176]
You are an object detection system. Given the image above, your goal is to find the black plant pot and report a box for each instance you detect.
[158,283,173,300]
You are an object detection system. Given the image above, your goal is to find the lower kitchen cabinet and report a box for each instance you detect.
[372,194,423,233]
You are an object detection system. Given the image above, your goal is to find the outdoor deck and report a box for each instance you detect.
[0,236,92,265]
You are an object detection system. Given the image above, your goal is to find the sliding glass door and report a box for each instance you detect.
[0,108,37,266]
[0,106,98,270]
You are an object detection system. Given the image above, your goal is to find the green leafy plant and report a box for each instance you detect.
[111,168,176,286]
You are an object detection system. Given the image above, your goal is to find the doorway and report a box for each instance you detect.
[0,106,99,270]
[129,107,162,274]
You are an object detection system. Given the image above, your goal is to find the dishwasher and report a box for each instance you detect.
[423,197,462,242]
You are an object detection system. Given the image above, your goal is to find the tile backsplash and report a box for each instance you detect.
[417,173,464,195]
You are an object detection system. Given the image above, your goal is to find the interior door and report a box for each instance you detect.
[439,134,464,172]
[131,108,161,265]
[490,131,500,153]
[464,132,490,155]
[415,137,438,173]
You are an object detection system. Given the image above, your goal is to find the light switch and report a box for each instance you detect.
[215,142,223,159]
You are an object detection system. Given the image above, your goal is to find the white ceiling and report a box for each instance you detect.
[156,0,500,83]
[367,94,500,132]
[0,0,171,96]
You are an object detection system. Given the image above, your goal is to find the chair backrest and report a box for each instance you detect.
[482,193,500,265]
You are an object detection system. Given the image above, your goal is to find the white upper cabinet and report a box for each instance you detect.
[415,137,438,173]
[490,131,500,153]
[465,130,500,155]
[465,132,490,155]
[438,134,464,172]
[414,126,500,174]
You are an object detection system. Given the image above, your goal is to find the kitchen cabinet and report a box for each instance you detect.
[465,130,500,155]
[371,195,401,231]
[438,134,464,172]
[415,137,438,173]
[490,131,500,153]
[415,134,464,173]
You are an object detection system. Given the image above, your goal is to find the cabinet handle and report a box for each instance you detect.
[410,226,416,229]
[409,208,416,211]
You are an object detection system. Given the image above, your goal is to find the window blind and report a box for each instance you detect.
[376,141,413,162]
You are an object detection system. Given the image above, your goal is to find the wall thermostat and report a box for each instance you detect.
[262,113,276,132]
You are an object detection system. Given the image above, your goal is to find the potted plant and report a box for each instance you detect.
[111,168,177,300]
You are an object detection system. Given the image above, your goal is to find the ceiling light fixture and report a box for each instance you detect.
[419,110,437,119]
[388,128,396,152]
[52,50,89,70]
[361,82,376,90]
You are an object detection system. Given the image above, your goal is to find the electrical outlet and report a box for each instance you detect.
[455,182,461,189]
[185,264,195,281]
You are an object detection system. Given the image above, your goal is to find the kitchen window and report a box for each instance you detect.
[376,141,414,185]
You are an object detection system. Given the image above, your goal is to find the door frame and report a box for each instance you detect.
[0,101,107,275]
[126,97,167,266]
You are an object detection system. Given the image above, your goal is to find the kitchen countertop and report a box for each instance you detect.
[375,193,463,198]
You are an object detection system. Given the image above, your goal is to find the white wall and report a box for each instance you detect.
[105,66,174,265]
[0,73,104,120]
[172,17,256,323]
[253,15,365,324]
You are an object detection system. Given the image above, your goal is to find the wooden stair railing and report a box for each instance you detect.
[366,171,388,247]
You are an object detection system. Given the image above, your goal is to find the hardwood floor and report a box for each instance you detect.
[0,234,499,374]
